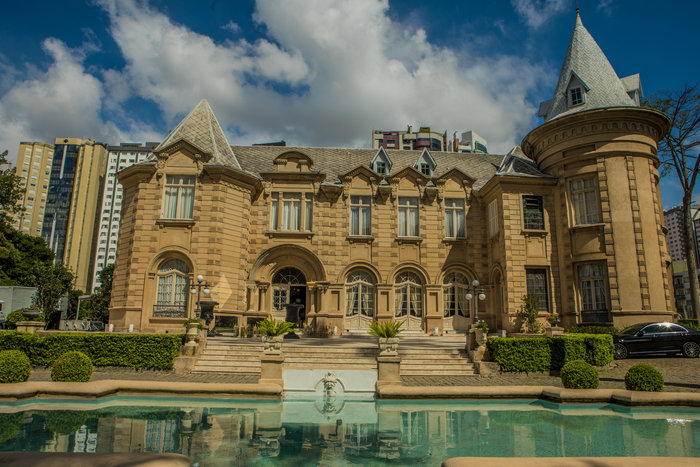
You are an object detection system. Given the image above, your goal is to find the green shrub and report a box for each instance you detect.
[560,359,599,389]
[625,364,664,392]
[257,318,294,336]
[488,337,551,372]
[0,349,31,383]
[51,351,93,382]
[567,325,619,335]
[488,334,614,373]
[679,319,700,330]
[475,321,489,334]
[368,320,404,338]
[518,294,540,333]
[0,332,183,369]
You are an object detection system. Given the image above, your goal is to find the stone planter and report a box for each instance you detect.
[378,337,399,355]
[474,328,488,347]
[262,335,284,354]
[22,309,42,320]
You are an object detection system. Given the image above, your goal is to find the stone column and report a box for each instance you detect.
[377,355,401,385]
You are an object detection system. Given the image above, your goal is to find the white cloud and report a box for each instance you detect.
[98,0,544,152]
[511,0,568,30]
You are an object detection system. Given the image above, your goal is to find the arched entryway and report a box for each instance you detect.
[344,269,376,330]
[271,267,306,323]
[394,270,424,331]
[443,272,471,332]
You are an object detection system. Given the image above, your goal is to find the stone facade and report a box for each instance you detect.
[109,12,673,334]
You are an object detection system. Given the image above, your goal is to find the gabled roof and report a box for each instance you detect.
[413,148,437,172]
[539,11,636,122]
[370,147,392,172]
[232,146,506,191]
[497,146,554,179]
[154,99,242,170]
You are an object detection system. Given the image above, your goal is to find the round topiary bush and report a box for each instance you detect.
[625,364,664,392]
[560,359,599,389]
[0,350,32,383]
[51,351,94,382]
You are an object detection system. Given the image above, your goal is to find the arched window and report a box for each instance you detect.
[443,272,470,318]
[345,270,375,317]
[271,267,306,311]
[394,271,422,318]
[154,259,189,317]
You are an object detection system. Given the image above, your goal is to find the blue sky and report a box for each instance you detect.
[0,0,697,208]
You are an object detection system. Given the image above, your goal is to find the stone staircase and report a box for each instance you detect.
[191,336,475,377]
[192,338,262,375]
[399,347,475,377]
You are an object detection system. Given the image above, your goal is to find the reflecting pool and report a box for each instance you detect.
[0,396,699,466]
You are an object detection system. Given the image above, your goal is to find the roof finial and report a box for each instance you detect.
[575,0,580,15]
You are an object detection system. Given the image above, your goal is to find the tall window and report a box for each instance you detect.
[272,267,305,311]
[570,178,600,225]
[578,263,607,311]
[487,199,499,237]
[154,259,189,317]
[398,197,419,237]
[270,192,313,231]
[444,199,466,238]
[526,269,548,312]
[345,270,375,317]
[395,271,422,318]
[350,195,371,236]
[162,175,195,219]
[443,272,470,318]
[522,195,544,230]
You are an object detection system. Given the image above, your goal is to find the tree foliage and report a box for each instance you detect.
[0,223,55,286]
[82,264,114,323]
[644,84,700,319]
[32,262,74,329]
[0,150,24,227]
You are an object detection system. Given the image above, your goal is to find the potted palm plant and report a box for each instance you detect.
[368,320,404,355]
[257,318,295,353]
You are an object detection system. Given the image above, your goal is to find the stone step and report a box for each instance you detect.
[401,369,476,376]
[285,362,378,370]
[400,361,473,368]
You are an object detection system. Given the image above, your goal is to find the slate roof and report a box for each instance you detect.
[539,12,637,122]
[231,145,537,191]
[154,99,242,170]
[497,146,554,179]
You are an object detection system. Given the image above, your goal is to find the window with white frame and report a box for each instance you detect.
[577,263,608,311]
[526,269,549,312]
[154,259,189,317]
[522,195,545,230]
[375,161,387,175]
[487,199,499,237]
[444,198,466,238]
[162,175,195,219]
[570,178,600,225]
[394,271,422,318]
[270,192,313,231]
[398,197,419,237]
[443,272,470,318]
[569,87,584,106]
[345,270,375,317]
[350,195,371,236]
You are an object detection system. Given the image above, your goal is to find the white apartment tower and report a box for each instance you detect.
[90,143,158,291]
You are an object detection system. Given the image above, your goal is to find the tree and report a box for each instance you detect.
[32,262,74,329]
[0,150,24,227]
[644,84,700,320]
[85,264,114,323]
[0,223,55,286]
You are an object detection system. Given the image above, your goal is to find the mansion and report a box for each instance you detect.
[109,13,673,334]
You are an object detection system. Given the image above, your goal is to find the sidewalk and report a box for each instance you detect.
[26,354,700,392]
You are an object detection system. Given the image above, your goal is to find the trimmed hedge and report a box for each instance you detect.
[560,359,599,389]
[679,319,700,331]
[488,334,613,372]
[567,325,619,335]
[625,364,664,392]
[51,351,93,382]
[0,332,183,370]
[0,349,32,383]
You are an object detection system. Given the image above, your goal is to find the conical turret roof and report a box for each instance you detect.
[538,11,637,122]
[155,99,241,169]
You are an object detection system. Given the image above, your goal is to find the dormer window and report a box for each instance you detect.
[376,161,387,175]
[420,163,431,176]
[370,147,392,175]
[413,149,436,177]
[569,87,584,106]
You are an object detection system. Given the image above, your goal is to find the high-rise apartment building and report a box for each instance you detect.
[453,130,488,153]
[42,138,107,293]
[12,142,54,236]
[664,205,700,263]
[90,143,158,291]
[372,126,447,151]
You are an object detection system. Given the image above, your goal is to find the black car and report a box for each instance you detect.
[613,322,700,359]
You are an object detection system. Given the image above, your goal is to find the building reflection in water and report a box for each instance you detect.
[0,399,698,465]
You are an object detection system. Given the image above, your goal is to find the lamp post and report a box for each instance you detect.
[190,275,211,319]
[465,279,486,323]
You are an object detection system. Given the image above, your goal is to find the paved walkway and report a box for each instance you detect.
[27,354,700,392]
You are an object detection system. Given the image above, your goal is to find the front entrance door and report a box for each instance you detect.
[344,270,375,331]
[271,267,306,324]
[443,272,471,332]
[394,271,424,331]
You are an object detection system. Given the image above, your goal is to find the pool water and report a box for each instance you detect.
[0,396,698,466]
